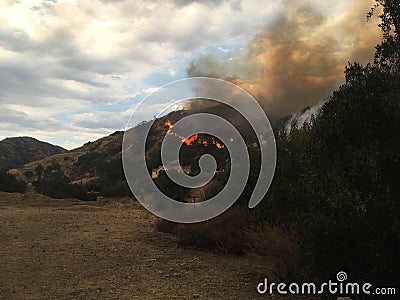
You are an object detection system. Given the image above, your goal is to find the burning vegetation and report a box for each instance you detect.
[164,121,226,149]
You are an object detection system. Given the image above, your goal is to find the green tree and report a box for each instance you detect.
[0,170,26,193]
[252,0,400,284]
[35,164,44,179]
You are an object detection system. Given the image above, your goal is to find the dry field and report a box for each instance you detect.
[0,192,296,300]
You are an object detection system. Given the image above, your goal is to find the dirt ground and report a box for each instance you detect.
[0,192,304,300]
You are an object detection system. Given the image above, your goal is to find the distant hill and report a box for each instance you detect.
[12,103,250,184]
[10,131,123,183]
[10,103,259,200]
[0,137,66,171]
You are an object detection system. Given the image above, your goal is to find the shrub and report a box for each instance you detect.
[175,206,250,254]
[96,159,125,181]
[33,178,97,201]
[214,207,249,254]
[71,184,97,201]
[176,221,216,250]
[245,224,302,281]
[76,152,99,166]
[24,170,34,178]
[250,6,400,283]
[101,181,131,197]
[155,218,178,233]
[0,170,26,193]
[35,164,43,179]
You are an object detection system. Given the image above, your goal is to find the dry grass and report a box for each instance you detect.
[174,206,250,254]
[154,217,178,233]
[1,192,295,299]
[245,223,302,281]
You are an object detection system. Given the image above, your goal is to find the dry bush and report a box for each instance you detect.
[176,221,216,249]
[155,218,178,233]
[176,206,250,254]
[214,206,249,254]
[245,224,301,281]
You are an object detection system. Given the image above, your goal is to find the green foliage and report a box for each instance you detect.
[76,152,99,167]
[253,2,400,285]
[93,159,132,197]
[154,170,187,201]
[24,170,34,178]
[33,178,97,201]
[31,158,131,199]
[33,163,97,201]
[100,181,131,197]
[0,170,26,193]
[35,164,43,179]
[146,148,161,172]
[95,159,125,182]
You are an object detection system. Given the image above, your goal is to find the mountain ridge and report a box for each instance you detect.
[10,103,242,187]
[0,137,67,171]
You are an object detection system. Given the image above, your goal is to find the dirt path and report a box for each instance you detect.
[0,192,289,299]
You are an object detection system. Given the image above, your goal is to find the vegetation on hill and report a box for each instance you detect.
[250,0,400,285]
[32,163,97,201]
[157,0,400,287]
[0,170,26,193]
[11,132,127,199]
[0,137,66,171]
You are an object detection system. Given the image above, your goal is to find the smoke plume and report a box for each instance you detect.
[187,0,382,121]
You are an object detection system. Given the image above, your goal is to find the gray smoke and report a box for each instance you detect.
[187,0,381,121]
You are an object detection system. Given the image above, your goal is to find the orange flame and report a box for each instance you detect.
[164,120,226,149]
[182,134,198,146]
[213,140,225,149]
[165,121,174,133]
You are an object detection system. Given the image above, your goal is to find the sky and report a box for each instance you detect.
[0,0,381,149]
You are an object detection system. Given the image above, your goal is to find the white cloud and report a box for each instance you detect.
[71,100,180,131]
[142,87,163,95]
[0,0,316,147]
[61,140,83,150]
[218,46,229,53]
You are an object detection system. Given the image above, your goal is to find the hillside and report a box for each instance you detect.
[10,131,124,184]
[0,137,66,171]
[12,102,251,188]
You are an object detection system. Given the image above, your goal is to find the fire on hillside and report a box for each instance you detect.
[164,121,227,149]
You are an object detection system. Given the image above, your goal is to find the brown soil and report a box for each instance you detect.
[0,192,296,300]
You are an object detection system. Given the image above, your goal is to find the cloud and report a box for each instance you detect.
[0,107,68,132]
[0,106,113,149]
[71,111,131,130]
[0,0,381,147]
[71,100,180,130]
[0,0,279,143]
